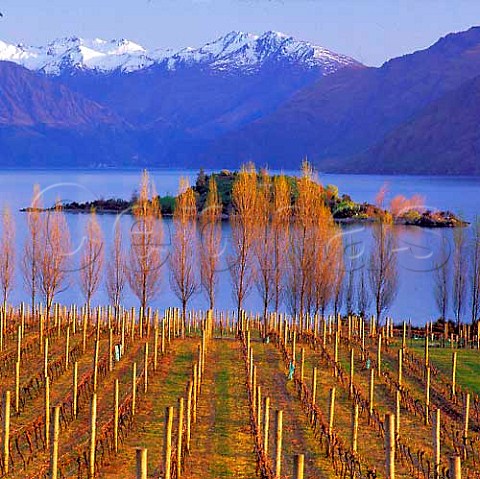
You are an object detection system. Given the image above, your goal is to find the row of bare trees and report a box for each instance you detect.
[0,166,403,326]
[224,162,398,325]
[434,223,480,327]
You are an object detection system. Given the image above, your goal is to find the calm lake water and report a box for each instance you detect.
[1,169,480,326]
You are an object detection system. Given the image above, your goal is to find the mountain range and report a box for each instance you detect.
[0,28,479,174]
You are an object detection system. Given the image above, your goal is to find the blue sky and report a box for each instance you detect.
[1,0,480,66]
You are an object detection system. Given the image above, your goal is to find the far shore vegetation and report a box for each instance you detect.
[21,165,467,228]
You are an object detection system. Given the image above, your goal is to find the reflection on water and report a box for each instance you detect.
[0,169,478,326]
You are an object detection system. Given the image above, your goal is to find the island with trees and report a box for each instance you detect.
[24,165,466,228]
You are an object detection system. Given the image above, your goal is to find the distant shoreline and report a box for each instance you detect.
[20,167,467,229]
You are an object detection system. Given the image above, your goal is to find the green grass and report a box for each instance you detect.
[409,342,480,395]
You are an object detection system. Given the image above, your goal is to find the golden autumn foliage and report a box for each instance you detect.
[254,169,274,322]
[286,161,344,323]
[170,178,198,330]
[38,200,71,324]
[271,174,291,312]
[229,163,258,318]
[106,221,127,316]
[128,170,164,312]
[79,209,104,314]
[0,206,15,309]
[199,176,222,309]
[23,184,43,313]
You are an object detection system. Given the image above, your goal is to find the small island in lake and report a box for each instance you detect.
[22,169,467,228]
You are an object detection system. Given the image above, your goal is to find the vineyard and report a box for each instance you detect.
[0,305,477,478]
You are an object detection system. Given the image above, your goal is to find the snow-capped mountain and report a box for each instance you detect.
[0,31,360,75]
[0,37,168,74]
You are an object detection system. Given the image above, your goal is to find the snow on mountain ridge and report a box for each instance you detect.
[0,31,361,75]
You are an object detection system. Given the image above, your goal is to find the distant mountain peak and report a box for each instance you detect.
[0,31,362,75]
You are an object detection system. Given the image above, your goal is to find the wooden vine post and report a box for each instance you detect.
[186,381,193,453]
[164,406,174,479]
[50,406,60,479]
[15,360,20,414]
[274,410,283,479]
[328,387,336,436]
[377,333,382,377]
[16,325,21,363]
[449,455,461,479]
[425,334,429,369]
[349,348,354,397]
[293,454,305,479]
[397,348,403,387]
[144,342,149,394]
[45,376,50,448]
[333,331,338,377]
[73,361,78,419]
[433,408,441,479]
[154,326,159,371]
[82,313,88,353]
[256,386,262,430]
[108,328,113,372]
[3,391,10,475]
[89,392,98,479]
[351,402,359,453]
[113,379,119,453]
[132,362,137,416]
[451,352,457,398]
[464,393,470,439]
[425,366,431,425]
[92,339,99,392]
[395,390,401,435]
[311,367,317,423]
[192,364,198,424]
[385,413,395,479]
[177,397,184,477]
[136,448,148,479]
[263,397,270,454]
[369,368,375,415]
[65,326,70,370]
[291,330,296,365]
[44,336,49,379]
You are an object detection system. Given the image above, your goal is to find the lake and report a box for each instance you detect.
[1,169,480,326]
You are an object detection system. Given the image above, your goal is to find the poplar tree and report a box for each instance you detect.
[199,176,222,309]
[128,171,164,313]
[229,164,257,320]
[0,206,15,311]
[79,209,104,316]
[170,178,198,332]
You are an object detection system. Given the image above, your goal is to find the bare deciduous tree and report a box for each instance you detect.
[199,176,222,309]
[79,209,104,316]
[287,161,318,319]
[254,170,275,323]
[453,227,467,329]
[310,192,337,320]
[271,174,291,312]
[128,170,164,313]
[106,221,127,316]
[345,235,360,315]
[433,236,450,322]
[470,220,480,325]
[330,228,345,317]
[0,206,15,311]
[38,201,71,326]
[170,178,198,332]
[22,184,42,313]
[229,164,257,320]
[368,220,398,325]
[357,268,370,318]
